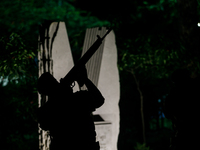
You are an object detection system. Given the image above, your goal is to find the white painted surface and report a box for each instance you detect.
[50,22,79,91]
[94,30,120,150]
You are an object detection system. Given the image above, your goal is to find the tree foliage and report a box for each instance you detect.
[0,33,36,79]
[117,0,200,82]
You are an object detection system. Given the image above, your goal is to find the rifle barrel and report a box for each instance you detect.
[62,28,112,83]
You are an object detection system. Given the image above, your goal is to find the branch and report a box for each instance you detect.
[130,69,146,144]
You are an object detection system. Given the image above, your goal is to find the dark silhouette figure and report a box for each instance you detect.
[164,69,200,150]
[37,67,104,150]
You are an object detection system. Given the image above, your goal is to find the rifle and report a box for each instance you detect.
[60,28,112,86]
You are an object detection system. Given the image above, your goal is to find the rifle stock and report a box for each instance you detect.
[61,28,112,85]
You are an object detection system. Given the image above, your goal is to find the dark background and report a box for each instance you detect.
[0,0,200,150]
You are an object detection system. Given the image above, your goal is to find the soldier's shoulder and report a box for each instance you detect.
[73,90,88,97]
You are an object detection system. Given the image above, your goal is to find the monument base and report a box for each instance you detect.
[94,115,112,150]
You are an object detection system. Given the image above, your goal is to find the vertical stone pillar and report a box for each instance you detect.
[38,22,78,150]
[38,21,54,150]
[81,27,120,150]
[94,30,120,150]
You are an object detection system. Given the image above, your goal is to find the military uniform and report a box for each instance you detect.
[37,72,104,150]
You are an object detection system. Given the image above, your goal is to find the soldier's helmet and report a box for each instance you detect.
[37,72,59,95]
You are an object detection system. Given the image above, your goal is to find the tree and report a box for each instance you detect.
[117,0,200,146]
[0,32,36,79]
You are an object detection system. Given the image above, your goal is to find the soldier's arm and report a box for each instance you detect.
[84,78,105,108]
[74,66,104,108]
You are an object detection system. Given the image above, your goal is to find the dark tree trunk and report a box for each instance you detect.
[131,70,146,144]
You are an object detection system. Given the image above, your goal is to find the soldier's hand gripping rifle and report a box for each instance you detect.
[37,28,111,130]
[60,28,112,86]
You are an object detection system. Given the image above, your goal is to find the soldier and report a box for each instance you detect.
[37,67,104,150]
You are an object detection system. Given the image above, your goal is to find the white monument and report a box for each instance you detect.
[95,29,120,150]
[38,22,120,150]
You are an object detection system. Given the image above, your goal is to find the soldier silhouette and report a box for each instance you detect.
[37,66,104,150]
[164,69,200,150]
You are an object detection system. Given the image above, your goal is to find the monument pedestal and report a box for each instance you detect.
[93,114,112,150]
[95,122,112,150]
